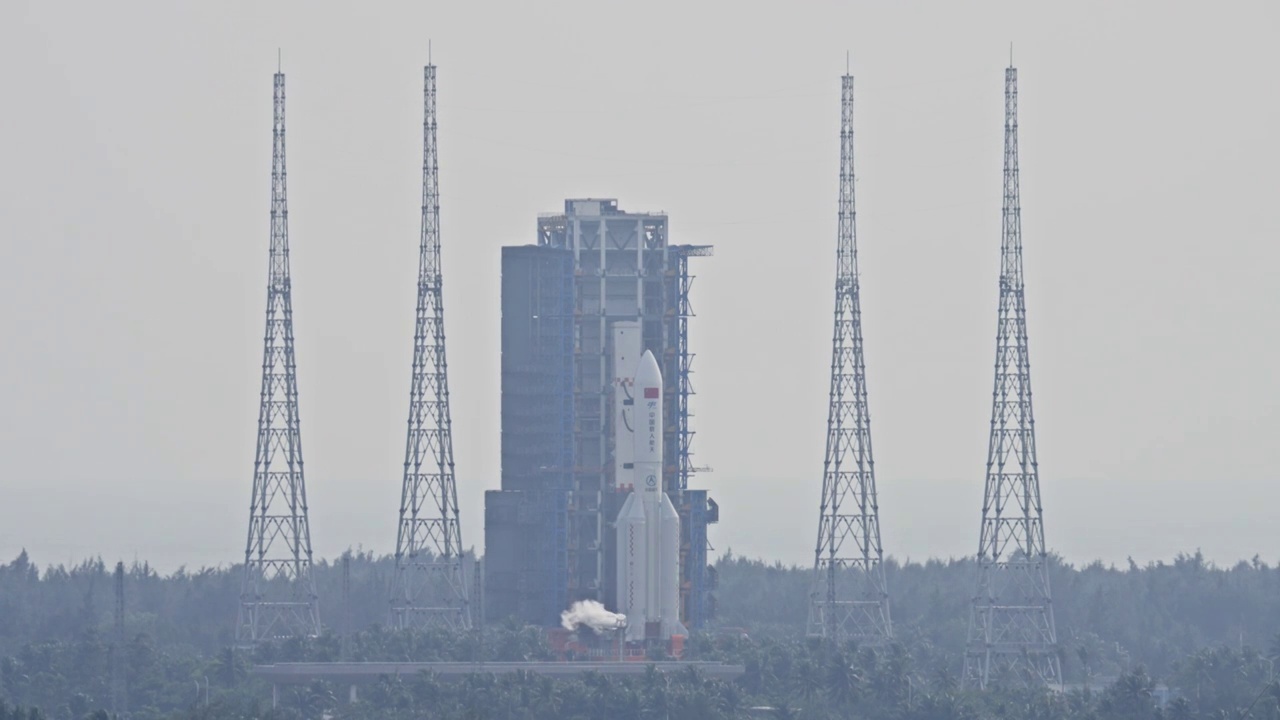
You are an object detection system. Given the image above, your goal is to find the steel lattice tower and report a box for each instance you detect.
[963,65,1061,689]
[390,63,471,631]
[807,74,892,643]
[237,70,321,643]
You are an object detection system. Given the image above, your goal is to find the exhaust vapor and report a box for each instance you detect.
[560,600,627,632]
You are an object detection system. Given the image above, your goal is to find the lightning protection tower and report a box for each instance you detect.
[237,69,322,643]
[390,63,471,631]
[963,64,1061,689]
[807,73,892,644]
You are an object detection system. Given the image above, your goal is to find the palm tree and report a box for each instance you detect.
[715,682,745,719]
[530,675,561,718]
[824,655,862,710]
[791,659,825,711]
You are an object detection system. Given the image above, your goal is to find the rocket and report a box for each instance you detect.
[615,349,687,642]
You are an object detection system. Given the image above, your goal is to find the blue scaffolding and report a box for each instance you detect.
[683,489,719,628]
[489,243,577,626]
[669,244,715,629]
[545,248,575,622]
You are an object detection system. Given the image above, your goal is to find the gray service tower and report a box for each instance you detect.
[485,198,716,631]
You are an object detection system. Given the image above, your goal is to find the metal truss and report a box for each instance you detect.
[237,71,322,643]
[963,66,1062,690]
[808,74,892,644]
[390,64,471,631]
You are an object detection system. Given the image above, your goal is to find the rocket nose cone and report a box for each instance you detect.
[635,350,662,392]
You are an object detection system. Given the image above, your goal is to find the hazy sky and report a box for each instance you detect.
[1,2,1277,573]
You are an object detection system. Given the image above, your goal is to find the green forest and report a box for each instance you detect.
[2,548,1279,719]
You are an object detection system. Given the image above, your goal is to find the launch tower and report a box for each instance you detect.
[487,199,714,630]
[962,65,1062,689]
[390,63,471,631]
[237,69,322,643]
[807,73,893,644]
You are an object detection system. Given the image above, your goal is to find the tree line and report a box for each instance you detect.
[1,547,1279,719]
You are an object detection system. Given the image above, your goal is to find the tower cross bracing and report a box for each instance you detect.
[807,74,892,644]
[963,65,1062,689]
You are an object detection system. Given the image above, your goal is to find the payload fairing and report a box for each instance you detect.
[615,350,688,642]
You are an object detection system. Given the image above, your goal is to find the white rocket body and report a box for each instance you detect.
[615,349,687,642]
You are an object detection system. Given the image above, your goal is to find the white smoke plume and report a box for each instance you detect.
[560,600,627,632]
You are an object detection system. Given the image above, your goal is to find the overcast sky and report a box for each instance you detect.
[1,2,1277,573]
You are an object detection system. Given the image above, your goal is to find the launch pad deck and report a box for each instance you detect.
[253,661,746,684]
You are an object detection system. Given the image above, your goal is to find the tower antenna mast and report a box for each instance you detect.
[390,61,471,630]
[963,63,1061,689]
[807,72,892,644]
[237,68,321,643]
